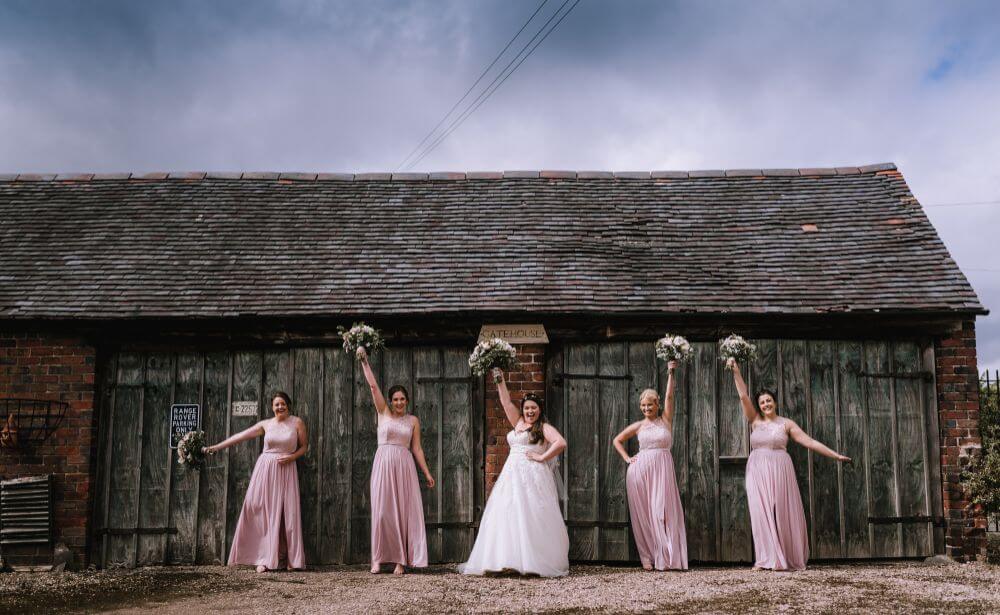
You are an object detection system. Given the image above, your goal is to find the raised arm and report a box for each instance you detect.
[786,419,851,462]
[408,416,436,488]
[662,360,678,426]
[277,418,310,465]
[357,347,387,414]
[612,420,643,464]
[533,423,567,462]
[493,368,521,429]
[728,359,758,423]
[205,421,265,454]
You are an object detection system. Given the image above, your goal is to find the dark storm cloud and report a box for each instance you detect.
[1,0,998,368]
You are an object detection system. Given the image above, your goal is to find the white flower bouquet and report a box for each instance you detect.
[177,430,207,470]
[719,334,757,369]
[338,322,385,358]
[469,338,518,383]
[655,333,693,363]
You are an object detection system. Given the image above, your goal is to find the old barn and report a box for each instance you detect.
[0,163,988,568]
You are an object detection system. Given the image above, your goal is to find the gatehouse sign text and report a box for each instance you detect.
[478,324,549,344]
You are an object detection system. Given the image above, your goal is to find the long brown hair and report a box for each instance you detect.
[521,393,546,444]
[755,388,779,417]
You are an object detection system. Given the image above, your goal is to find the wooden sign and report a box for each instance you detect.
[232,401,258,417]
[169,404,200,449]
[478,324,549,344]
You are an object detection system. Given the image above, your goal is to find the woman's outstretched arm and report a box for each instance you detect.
[205,422,265,454]
[728,359,759,423]
[357,347,387,415]
[786,419,851,462]
[662,360,678,426]
[409,416,436,488]
[494,368,522,429]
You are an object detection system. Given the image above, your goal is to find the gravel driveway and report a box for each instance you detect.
[2,560,998,614]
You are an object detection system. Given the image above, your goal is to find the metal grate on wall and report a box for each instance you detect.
[0,475,53,547]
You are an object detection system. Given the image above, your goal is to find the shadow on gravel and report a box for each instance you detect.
[0,568,252,614]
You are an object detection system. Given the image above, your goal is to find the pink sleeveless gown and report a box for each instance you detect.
[370,414,428,567]
[746,417,809,570]
[625,420,688,570]
[228,419,305,569]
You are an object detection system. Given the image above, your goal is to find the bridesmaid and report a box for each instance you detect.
[204,391,307,572]
[728,358,850,571]
[612,360,687,571]
[358,347,435,575]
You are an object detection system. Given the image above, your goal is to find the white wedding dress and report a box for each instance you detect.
[458,429,570,577]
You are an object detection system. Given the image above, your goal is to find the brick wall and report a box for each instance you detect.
[935,319,987,561]
[484,344,546,494]
[0,332,96,568]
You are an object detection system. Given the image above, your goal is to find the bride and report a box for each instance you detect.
[458,368,570,577]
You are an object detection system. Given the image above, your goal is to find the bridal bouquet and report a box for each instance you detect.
[655,333,693,363]
[338,322,385,358]
[177,430,207,470]
[469,338,518,383]
[719,334,757,369]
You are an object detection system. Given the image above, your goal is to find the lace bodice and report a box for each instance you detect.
[378,414,413,447]
[263,419,298,454]
[507,429,546,455]
[750,418,788,451]
[637,421,672,451]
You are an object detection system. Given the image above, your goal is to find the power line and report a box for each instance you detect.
[395,0,552,172]
[404,0,581,171]
[923,200,1000,208]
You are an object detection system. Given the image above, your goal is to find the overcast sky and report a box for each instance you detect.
[1,0,997,371]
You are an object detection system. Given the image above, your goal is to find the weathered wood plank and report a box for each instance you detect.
[750,338,779,394]
[262,351,292,407]
[922,343,945,555]
[106,352,143,567]
[718,353,747,458]
[413,347,442,562]
[319,348,353,564]
[136,353,173,565]
[865,342,900,557]
[598,342,629,561]
[166,353,201,564]
[292,348,322,564]
[565,343,598,561]
[196,352,229,564]
[837,342,869,558]
[441,348,474,562]
[226,351,263,557]
[719,463,751,562]
[778,340,811,532]
[351,349,380,563]
[686,341,717,562]
[93,352,117,567]
[809,341,841,558]
[627,341,656,563]
[893,341,930,556]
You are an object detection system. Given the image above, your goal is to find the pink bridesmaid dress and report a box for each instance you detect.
[228,420,305,569]
[370,414,428,568]
[626,420,688,570]
[745,417,809,570]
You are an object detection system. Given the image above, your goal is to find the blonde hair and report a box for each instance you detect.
[639,388,660,406]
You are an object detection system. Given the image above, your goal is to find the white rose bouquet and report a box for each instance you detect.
[655,333,693,363]
[719,334,757,369]
[338,322,385,358]
[177,430,207,470]
[469,338,518,383]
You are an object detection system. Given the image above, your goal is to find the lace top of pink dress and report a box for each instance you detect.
[378,414,413,447]
[750,418,788,451]
[637,421,672,451]
[262,419,298,454]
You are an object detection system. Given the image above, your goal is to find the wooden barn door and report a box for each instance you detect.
[547,339,941,563]
[93,345,483,568]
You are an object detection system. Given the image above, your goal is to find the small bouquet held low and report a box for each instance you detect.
[469,338,518,383]
[655,333,693,363]
[719,334,757,369]
[177,430,207,470]
[338,322,385,359]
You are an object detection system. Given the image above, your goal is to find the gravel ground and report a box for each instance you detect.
[1,560,998,615]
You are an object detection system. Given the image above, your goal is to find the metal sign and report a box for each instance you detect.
[232,401,258,417]
[169,404,200,449]
[478,324,549,344]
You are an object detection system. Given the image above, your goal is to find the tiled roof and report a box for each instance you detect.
[0,163,984,319]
